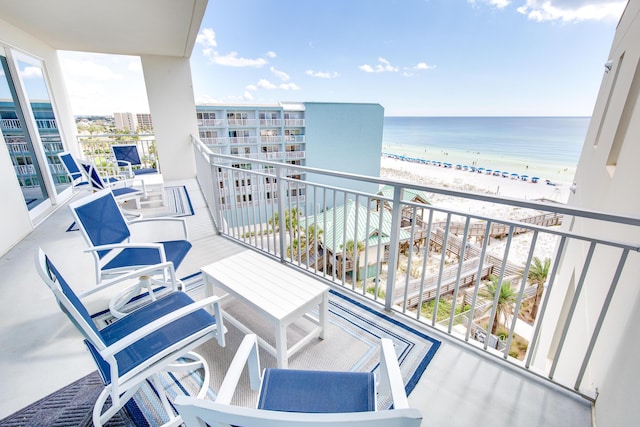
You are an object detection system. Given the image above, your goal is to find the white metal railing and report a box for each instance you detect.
[77,133,158,176]
[284,135,305,143]
[229,136,258,145]
[0,118,21,130]
[191,135,640,401]
[198,118,226,127]
[203,137,228,145]
[284,118,305,127]
[228,118,258,127]
[260,119,283,127]
[260,135,283,143]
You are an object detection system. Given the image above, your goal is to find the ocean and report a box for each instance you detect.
[382,116,589,167]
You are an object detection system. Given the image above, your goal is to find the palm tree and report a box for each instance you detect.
[479,275,517,335]
[528,256,550,319]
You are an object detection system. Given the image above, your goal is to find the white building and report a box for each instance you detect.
[114,112,137,132]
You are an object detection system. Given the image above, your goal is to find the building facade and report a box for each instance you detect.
[196,102,384,216]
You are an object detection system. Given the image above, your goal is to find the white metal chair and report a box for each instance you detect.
[36,248,226,427]
[78,159,145,209]
[175,334,422,427]
[112,144,158,178]
[69,188,192,317]
[57,151,92,193]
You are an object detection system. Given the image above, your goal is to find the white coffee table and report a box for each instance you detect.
[133,173,165,207]
[201,250,329,368]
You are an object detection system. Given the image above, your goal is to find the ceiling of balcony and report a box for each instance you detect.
[0,0,207,57]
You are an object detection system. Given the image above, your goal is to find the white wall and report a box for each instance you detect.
[141,55,199,180]
[533,2,640,424]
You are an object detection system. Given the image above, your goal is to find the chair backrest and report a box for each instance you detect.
[35,248,106,350]
[175,397,423,427]
[78,160,107,191]
[70,189,131,259]
[112,144,142,167]
[58,152,84,182]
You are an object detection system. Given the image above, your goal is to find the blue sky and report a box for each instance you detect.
[60,0,627,116]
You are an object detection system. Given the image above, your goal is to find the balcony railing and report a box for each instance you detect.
[191,134,640,401]
[284,118,305,127]
[77,133,158,176]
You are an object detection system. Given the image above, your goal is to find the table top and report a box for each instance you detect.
[201,250,328,321]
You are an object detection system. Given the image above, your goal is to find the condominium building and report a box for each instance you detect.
[196,102,384,215]
[113,112,137,132]
[136,113,153,131]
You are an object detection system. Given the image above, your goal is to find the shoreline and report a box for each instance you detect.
[382,142,577,188]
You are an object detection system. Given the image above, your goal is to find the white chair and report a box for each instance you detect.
[69,188,192,317]
[175,334,422,427]
[36,248,226,427]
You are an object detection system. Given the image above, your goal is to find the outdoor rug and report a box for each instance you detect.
[65,185,194,231]
[1,274,440,426]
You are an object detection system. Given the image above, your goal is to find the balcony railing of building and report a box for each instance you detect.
[229,136,258,145]
[0,118,22,130]
[228,118,258,127]
[77,133,158,176]
[260,119,283,127]
[197,118,227,127]
[284,135,305,143]
[192,134,640,402]
[260,135,283,144]
[284,118,305,127]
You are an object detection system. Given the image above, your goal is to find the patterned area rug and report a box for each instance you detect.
[1,275,440,426]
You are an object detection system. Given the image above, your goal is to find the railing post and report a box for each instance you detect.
[384,185,403,311]
[277,165,287,262]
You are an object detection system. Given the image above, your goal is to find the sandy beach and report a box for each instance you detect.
[379,153,573,266]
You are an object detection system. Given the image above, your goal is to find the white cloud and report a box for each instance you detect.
[414,62,437,70]
[516,0,626,22]
[270,66,290,81]
[196,27,271,68]
[247,79,300,91]
[358,57,400,73]
[306,70,339,79]
[20,66,43,79]
[196,28,217,48]
[128,60,142,73]
[468,0,511,9]
[61,58,123,80]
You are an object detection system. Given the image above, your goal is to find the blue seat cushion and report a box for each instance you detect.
[258,369,375,413]
[133,168,157,175]
[102,240,192,271]
[86,291,215,385]
[112,187,141,198]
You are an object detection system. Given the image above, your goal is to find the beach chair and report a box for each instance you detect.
[69,188,192,317]
[35,248,226,427]
[57,152,92,193]
[175,334,422,427]
[112,144,158,178]
[79,160,145,209]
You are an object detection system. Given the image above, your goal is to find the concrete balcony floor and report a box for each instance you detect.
[0,179,592,426]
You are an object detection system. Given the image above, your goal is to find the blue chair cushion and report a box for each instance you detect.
[86,291,215,385]
[133,168,158,175]
[112,187,141,198]
[258,369,375,413]
[102,240,192,271]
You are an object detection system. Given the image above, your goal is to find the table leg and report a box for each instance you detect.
[319,291,328,340]
[275,321,288,368]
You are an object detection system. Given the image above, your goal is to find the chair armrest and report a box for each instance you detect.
[215,334,262,404]
[79,261,179,298]
[378,338,409,409]
[86,242,166,262]
[100,294,225,358]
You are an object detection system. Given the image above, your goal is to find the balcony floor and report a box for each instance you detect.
[0,179,592,426]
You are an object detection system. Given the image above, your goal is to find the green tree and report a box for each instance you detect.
[528,257,550,319]
[479,275,517,335]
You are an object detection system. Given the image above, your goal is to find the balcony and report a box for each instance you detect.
[6,133,639,425]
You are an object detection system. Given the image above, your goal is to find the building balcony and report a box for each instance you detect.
[260,118,283,127]
[5,133,639,426]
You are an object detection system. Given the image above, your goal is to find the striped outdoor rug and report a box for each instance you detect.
[1,275,440,426]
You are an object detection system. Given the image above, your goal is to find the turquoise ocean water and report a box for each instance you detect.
[382,117,589,167]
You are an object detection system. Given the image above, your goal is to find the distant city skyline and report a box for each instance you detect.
[59,0,627,117]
